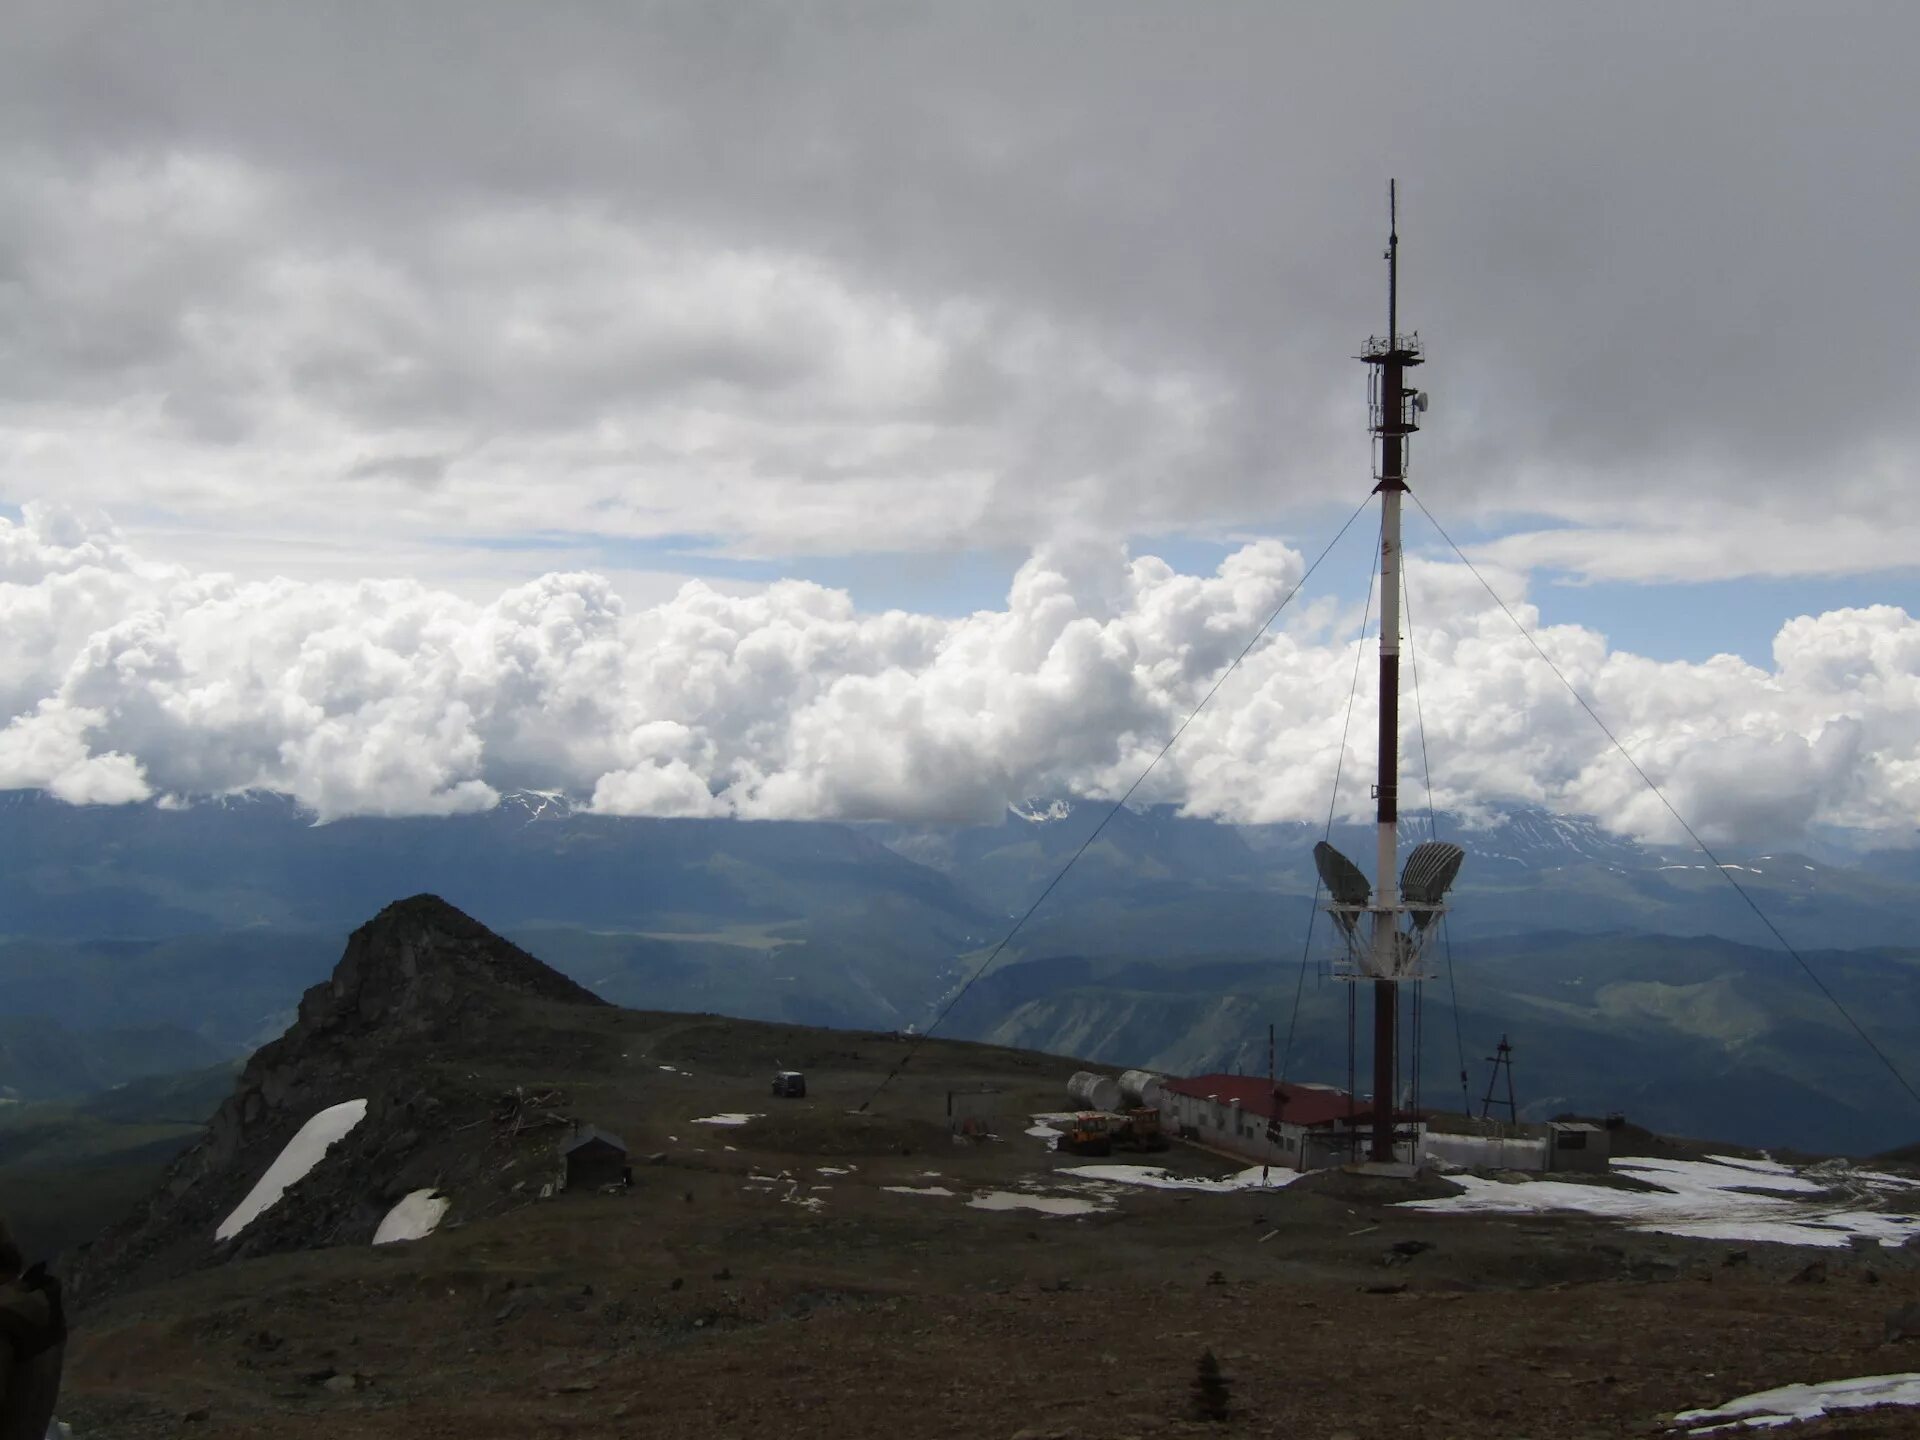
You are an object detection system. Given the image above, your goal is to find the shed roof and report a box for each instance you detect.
[561,1125,628,1156]
[1163,1074,1424,1129]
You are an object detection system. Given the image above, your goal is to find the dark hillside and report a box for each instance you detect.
[67,895,609,1300]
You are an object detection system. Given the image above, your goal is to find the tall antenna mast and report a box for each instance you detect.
[1369,178,1412,1166]
[1314,181,1463,1167]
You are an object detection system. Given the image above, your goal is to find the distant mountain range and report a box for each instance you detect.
[2,787,1916,1152]
[869,795,1917,952]
[0,1017,225,1103]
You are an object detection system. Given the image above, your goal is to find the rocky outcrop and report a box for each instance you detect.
[68,896,607,1303]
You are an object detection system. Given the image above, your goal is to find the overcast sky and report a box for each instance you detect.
[2,3,1917,841]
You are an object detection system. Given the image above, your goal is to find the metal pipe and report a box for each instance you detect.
[1372,979,1396,1161]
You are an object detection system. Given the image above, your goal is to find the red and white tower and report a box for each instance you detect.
[1315,182,1464,1165]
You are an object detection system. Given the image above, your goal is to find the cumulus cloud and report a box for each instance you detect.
[3,506,1917,845]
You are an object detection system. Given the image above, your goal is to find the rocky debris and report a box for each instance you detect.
[1789,1260,1829,1285]
[66,895,606,1303]
[492,1087,572,1141]
[1885,1301,1920,1343]
[1383,1239,1434,1266]
[1288,1166,1465,1204]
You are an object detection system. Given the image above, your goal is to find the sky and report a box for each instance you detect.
[2,3,1917,844]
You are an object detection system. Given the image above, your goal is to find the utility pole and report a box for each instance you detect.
[1263,1020,1276,1184]
[1481,1035,1518,1125]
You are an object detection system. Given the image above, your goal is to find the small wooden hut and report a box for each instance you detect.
[560,1125,629,1190]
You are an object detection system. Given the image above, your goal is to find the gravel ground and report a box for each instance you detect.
[52,1004,1920,1438]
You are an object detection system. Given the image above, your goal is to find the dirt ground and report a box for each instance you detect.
[54,1009,1920,1438]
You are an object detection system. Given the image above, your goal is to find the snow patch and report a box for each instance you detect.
[1403,1154,1920,1248]
[968,1190,1103,1216]
[216,1099,369,1242]
[1671,1372,1920,1433]
[1060,1163,1302,1192]
[1698,1153,1800,1176]
[691,1112,761,1126]
[373,1189,449,1245]
[884,1185,956,1198]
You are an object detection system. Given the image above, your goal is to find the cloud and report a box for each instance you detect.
[3,7,1920,583]
[0,148,1227,568]
[3,507,1918,845]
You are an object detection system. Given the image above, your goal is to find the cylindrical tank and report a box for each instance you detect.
[1118,1069,1166,1109]
[1067,1070,1122,1113]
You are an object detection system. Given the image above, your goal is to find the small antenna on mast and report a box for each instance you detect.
[1387,179,1398,343]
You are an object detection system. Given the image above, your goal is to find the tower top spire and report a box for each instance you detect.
[1388,179,1397,341]
[1362,180,1421,368]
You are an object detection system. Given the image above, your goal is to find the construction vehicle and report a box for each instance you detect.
[1054,1112,1112,1157]
[1111,1107,1170,1152]
[1051,1108,1170,1156]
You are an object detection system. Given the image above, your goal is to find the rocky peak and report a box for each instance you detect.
[67,897,606,1303]
[294,894,605,1045]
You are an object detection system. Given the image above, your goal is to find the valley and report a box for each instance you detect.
[4,789,1919,1153]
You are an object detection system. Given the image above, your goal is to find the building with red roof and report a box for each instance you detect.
[1158,1073,1425,1169]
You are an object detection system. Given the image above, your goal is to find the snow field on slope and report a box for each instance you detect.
[373,1188,450,1245]
[216,1099,369,1241]
[1403,1154,1920,1247]
[1671,1372,1920,1433]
